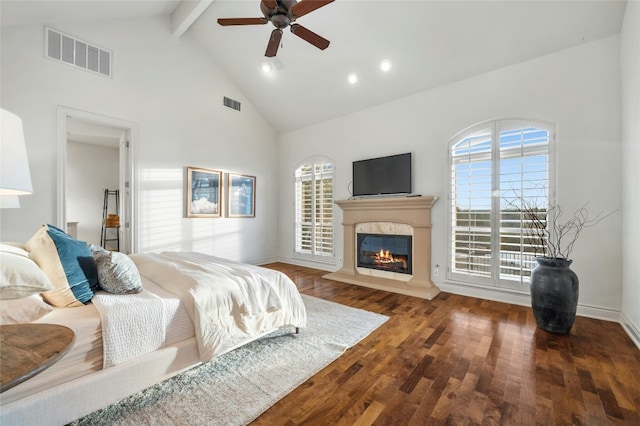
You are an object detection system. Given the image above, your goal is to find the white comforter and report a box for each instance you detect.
[128,252,307,362]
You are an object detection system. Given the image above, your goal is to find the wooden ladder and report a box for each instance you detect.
[100,189,120,251]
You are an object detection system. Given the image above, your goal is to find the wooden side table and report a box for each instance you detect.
[0,323,75,393]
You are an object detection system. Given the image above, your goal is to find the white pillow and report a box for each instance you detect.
[0,294,53,324]
[0,243,29,257]
[0,251,54,299]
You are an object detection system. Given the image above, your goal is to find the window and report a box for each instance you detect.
[448,119,555,290]
[295,158,334,260]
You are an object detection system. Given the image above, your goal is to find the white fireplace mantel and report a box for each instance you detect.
[324,196,440,300]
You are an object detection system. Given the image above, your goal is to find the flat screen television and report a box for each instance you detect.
[352,152,412,197]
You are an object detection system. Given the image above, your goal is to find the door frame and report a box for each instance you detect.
[56,106,138,253]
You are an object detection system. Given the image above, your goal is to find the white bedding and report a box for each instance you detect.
[1,251,305,419]
[130,252,307,361]
[0,279,194,405]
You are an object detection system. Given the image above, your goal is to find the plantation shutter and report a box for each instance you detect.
[314,162,334,255]
[497,123,551,285]
[449,119,553,290]
[450,127,494,284]
[295,164,313,253]
[295,159,334,258]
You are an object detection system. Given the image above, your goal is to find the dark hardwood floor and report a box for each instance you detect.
[254,263,640,425]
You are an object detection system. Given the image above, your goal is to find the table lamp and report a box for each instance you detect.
[1,108,33,208]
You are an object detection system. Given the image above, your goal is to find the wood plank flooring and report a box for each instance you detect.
[253,263,640,425]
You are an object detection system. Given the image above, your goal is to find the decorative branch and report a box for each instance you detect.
[516,198,616,259]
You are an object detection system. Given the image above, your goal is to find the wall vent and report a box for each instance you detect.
[223,96,241,111]
[46,27,112,78]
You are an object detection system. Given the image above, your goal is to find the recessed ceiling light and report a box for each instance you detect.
[347,73,358,84]
[380,60,392,72]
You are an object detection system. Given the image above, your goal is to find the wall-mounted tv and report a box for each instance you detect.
[352,152,412,197]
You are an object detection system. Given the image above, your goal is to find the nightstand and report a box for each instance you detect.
[0,323,75,393]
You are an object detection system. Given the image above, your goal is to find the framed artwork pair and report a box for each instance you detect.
[186,167,255,218]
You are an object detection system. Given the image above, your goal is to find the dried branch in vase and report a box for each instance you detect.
[517,199,616,259]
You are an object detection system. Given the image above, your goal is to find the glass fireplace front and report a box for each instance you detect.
[357,233,412,275]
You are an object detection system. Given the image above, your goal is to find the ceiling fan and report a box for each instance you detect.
[217,0,334,58]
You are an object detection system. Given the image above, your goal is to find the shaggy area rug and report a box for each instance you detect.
[71,295,388,426]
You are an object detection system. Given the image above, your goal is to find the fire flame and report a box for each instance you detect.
[374,248,407,270]
[378,248,392,259]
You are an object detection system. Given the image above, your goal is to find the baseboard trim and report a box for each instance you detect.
[269,257,336,272]
[250,256,281,266]
[437,281,531,308]
[575,303,621,322]
[621,313,640,350]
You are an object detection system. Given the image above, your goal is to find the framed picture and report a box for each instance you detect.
[186,167,222,218]
[228,173,255,218]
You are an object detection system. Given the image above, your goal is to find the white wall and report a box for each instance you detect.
[0,16,279,263]
[66,141,119,246]
[277,35,623,318]
[620,1,640,344]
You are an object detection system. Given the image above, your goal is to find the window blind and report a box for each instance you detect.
[497,125,550,283]
[449,120,553,289]
[295,160,334,258]
[450,128,493,279]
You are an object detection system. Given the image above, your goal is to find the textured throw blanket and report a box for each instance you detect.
[92,290,167,368]
[130,252,307,362]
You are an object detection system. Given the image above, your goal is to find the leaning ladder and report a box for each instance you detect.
[100,189,120,251]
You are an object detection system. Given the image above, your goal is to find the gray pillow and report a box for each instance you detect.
[91,246,142,294]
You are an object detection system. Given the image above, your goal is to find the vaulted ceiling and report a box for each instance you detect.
[1,0,628,133]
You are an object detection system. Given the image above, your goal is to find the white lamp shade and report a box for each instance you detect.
[1,108,33,195]
[0,195,20,208]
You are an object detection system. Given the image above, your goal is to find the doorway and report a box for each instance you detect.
[56,107,136,253]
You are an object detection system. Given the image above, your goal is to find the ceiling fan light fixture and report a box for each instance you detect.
[261,62,272,73]
[347,73,358,84]
[218,0,335,58]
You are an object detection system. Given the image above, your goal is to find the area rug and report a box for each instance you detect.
[71,295,388,426]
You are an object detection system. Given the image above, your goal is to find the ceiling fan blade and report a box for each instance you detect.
[261,0,278,10]
[290,0,334,19]
[290,24,330,50]
[265,29,283,57]
[217,17,267,26]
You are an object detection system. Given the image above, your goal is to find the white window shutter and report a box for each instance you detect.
[295,160,334,258]
[449,120,553,290]
[450,128,493,279]
[497,124,551,284]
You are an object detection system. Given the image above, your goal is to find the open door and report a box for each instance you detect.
[57,107,136,253]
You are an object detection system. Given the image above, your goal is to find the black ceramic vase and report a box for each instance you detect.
[530,257,579,334]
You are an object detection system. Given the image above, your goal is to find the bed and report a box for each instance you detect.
[0,226,306,425]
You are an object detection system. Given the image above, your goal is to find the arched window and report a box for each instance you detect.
[448,119,555,290]
[294,158,334,260]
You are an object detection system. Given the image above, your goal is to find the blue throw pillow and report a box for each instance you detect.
[46,224,97,303]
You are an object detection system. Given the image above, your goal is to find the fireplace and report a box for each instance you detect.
[357,233,412,275]
[324,196,440,300]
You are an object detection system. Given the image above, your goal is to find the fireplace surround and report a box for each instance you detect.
[324,196,440,299]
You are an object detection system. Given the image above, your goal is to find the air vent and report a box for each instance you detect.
[46,28,112,78]
[223,96,241,111]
